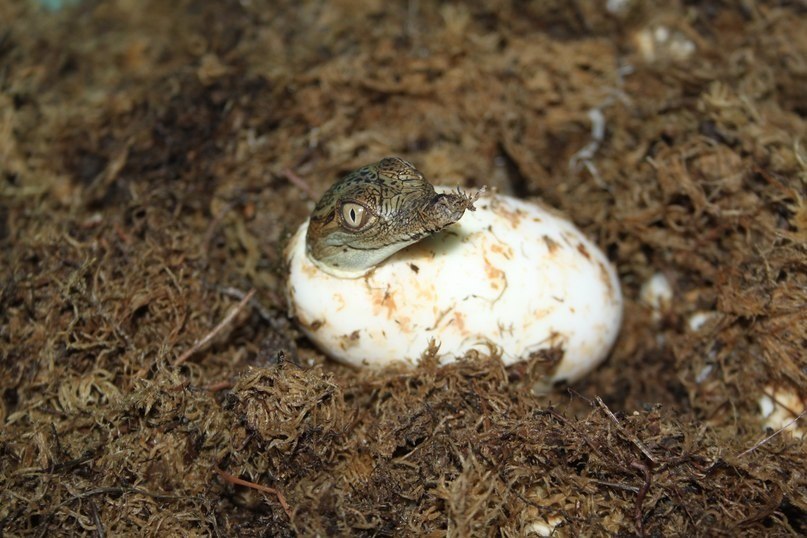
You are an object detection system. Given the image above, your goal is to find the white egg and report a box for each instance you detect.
[285,189,623,387]
[639,272,672,321]
[758,386,806,439]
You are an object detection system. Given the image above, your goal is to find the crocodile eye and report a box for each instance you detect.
[341,202,369,230]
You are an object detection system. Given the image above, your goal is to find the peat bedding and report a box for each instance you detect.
[1,1,805,536]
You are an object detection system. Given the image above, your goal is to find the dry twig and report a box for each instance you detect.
[214,467,293,519]
[596,397,658,466]
[630,460,651,537]
[281,167,318,199]
[736,408,807,458]
[173,288,256,366]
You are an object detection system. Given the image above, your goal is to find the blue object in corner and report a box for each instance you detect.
[36,0,82,12]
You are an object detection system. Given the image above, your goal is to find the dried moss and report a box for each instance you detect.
[1,0,806,536]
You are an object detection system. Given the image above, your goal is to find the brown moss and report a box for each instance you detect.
[1,0,806,536]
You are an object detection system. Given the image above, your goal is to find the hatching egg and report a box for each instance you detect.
[285,189,623,387]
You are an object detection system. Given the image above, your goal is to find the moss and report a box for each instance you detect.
[1,1,805,535]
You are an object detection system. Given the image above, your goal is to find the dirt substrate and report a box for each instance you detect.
[1,1,806,536]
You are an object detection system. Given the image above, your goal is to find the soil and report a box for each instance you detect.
[1,0,806,536]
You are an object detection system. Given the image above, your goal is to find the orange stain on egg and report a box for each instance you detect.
[453,311,468,336]
[483,255,505,290]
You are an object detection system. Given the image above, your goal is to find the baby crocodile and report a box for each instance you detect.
[306,157,481,277]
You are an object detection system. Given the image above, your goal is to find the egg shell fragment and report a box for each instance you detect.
[286,189,623,386]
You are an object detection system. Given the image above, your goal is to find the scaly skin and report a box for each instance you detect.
[306,157,481,277]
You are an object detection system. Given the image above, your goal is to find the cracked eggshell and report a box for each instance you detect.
[285,189,623,386]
